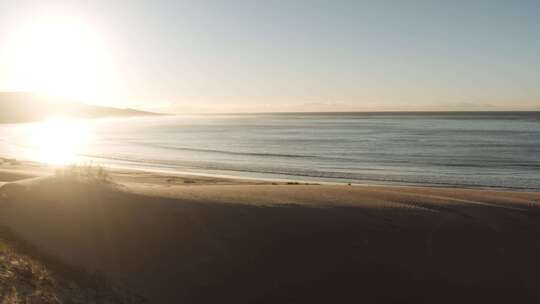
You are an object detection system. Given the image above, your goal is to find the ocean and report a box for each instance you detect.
[1,112,540,189]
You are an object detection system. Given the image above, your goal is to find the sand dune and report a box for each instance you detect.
[1,167,540,303]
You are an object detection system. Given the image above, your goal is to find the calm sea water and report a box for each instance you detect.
[2,112,540,189]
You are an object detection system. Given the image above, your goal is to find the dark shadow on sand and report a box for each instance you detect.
[1,180,540,303]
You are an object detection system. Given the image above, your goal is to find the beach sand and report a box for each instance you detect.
[1,161,540,303]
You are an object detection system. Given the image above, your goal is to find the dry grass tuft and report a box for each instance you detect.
[54,164,113,186]
[0,237,60,303]
[0,234,142,304]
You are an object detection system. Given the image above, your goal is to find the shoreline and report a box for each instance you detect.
[2,157,540,193]
[83,154,540,191]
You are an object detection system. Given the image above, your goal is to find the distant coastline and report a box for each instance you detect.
[0,92,161,124]
[197,110,540,116]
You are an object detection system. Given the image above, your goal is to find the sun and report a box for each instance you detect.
[4,15,112,101]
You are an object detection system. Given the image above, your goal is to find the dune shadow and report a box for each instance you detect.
[1,179,540,303]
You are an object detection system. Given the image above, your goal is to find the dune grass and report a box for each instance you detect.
[54,164,113,185]
[0,230,142,304]
[0,235,58,303]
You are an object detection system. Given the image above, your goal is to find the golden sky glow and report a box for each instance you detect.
[3,14,117,104]
[0,1,539,112]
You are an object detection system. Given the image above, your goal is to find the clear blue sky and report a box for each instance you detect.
[1,0,539,112]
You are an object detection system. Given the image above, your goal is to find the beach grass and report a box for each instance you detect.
[55,164,112,185]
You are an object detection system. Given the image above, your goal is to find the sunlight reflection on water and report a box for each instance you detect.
[17,118,94,165]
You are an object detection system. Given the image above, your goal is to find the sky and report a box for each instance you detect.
[0,0,539,113]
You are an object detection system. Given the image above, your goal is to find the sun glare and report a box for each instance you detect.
[5,15,112,101]
[28,118,93,165]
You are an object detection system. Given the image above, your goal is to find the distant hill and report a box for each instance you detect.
[0,92,160,123]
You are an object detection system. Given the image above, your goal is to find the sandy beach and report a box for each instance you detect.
[1,160,540,303]
[2,1,539,302]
